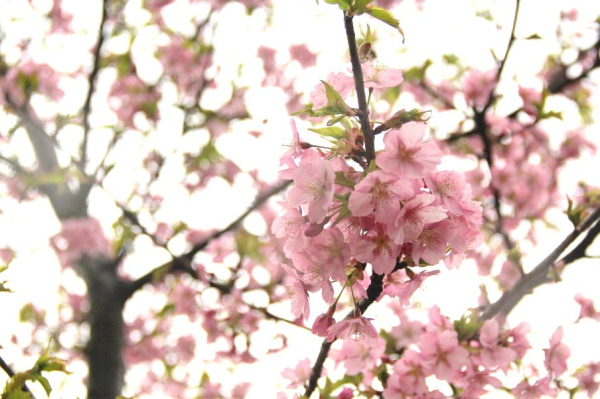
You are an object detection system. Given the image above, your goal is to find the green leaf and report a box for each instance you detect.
[525,33,542,40]
[324,0,351,11]
[365,7,404,41]
[402,59,432,82]
[453,312,482,341]
[326,115,349,126]
[235,231,263,261]
[0,282,12,293]
[334,171,357,188]
[309,126,346,140]
[352,0,374,14]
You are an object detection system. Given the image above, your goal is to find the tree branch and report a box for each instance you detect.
[548,32,600,94]
[304,271,386,397]
[121,180,291,299]
[481,204,600,321]
[344,12,374,164]
[79,0,109,169]
[0,354,36,398]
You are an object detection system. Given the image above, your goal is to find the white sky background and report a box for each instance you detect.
[0,0,600,397]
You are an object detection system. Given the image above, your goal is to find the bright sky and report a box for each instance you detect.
[1,0,600,397]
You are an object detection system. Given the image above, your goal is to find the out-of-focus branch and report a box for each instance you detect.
[0,354,37,398]
[472,0,522,255]
[481,205,600,321]
[548,33,600,94]
[80,0,109,169]
[121,180,291,299]
[344,12,374,164]
[2,95,91,219]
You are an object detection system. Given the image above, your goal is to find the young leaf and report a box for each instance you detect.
[365,7,405,42]
[309,126,346,140]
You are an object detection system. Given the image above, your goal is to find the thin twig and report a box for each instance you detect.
[0,354,37,398]
[121,180,291,299]
[80,0,109,169]
[344,13,374,164]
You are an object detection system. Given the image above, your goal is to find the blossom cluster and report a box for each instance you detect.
[273,63,483,337]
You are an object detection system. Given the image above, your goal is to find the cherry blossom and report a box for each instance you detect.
[348,170,413,221]
[310,72,354,109]
[287,156,335,224]
[376,122,443,179]
[544,327,570,376]
[326,316,378,343]
[281,358,313,389]
[332,338,385,375]
[361,61,404,90]
[419,330,470,380]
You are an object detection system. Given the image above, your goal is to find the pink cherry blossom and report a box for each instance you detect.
[271,202,309,256]
[310,72,354,109]
[462,68,497,108]
[419,330,470,380]
[518,85,542,116]
[384,350,428,396]
[282,266,310,321]
[348,170,413,222]
[389,315,425,348]
[455,365,503,397]
[544,327,570,376]
[351,223,401,275]
[336,387,354,399]
[391,194,447,245]
[500,322,531,358]
[281,358,313,389]
[289,44,317,68]
[287,156,335,224]
[412,219,456,265]
[575,362,600,397]
[512,375,557,399]
[279,119,303,167]
[108,74,160,128]
[376,122,443,179]
[477,320,517,372]
[333,338,385,375]
[312,311,336,337]
[301,227,350,280]
[574,293,600,321]
[426,170,481,222]
[384,269,440,306]
[362,61,404,90]
[326,316,378,343]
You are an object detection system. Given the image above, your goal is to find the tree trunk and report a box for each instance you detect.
[82,258,126,399]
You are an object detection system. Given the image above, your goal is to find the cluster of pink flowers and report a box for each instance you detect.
[158,37,212,99]
[50,217,112,268]
[1,59,64,106]
[274,94,482,338]
[108,74,160,128]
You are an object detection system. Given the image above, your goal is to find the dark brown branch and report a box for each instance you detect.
[304,271,386,397]
[344,13,375,164]
[0,354,37,398]
[80,0,109,168]
[471,1,522,255]
[121,180,291,299]
[548,33,600,94]
[445,129,478,143]
[481,205,600,321]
